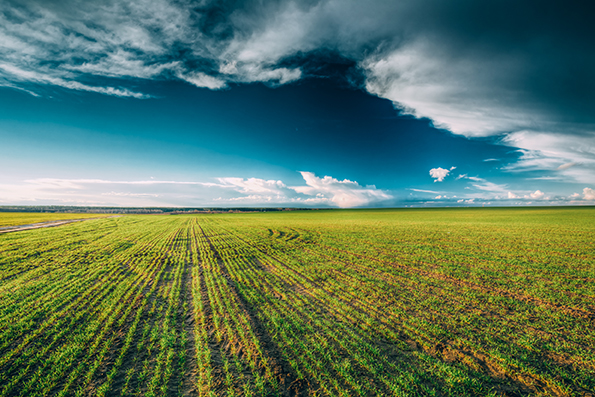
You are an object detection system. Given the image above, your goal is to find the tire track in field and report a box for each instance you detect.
[193,228,228,396]
[298,242,595,354]
[302,228,595,303]
[238,244,450,396]
[274,236,590,397]
[212,224,440,396]
[216,224,506,396]
[170,225,199,397]
[225,225,582,397]
[297,225,595,291]
[197,222,304,397]
[303,239,595,322]
[286,236,595,397]
[249,257,398,397]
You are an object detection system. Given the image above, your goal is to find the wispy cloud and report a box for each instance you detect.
[502,131,595,184]
[24,178,213,188]
[2,172,392,208]
[463,176,507,193]
[408,188,442,194]
[0,62,149,98]
[0,0,307,96]
[1,0,593,185]
[454,174,555,202]
[216,178,288,196]
[178,71,227,90]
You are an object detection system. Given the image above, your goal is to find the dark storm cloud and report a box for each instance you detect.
[1,0,594,180]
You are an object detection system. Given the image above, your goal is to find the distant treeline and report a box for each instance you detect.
[0,206,313,214]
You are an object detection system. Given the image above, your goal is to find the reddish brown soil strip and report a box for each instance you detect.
[260,255,554,397]
[298,253,587,396]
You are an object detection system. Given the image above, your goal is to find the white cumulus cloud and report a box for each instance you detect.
[291,172,392,208]
[429,166,455,182]
[526,190,545,199]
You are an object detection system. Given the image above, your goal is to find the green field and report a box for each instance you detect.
[0,212,106,228]
[0,208,593,396]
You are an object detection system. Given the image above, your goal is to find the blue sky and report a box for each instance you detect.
[1,0,594,208]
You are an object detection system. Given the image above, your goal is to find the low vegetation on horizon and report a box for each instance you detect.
[0,208,593,396]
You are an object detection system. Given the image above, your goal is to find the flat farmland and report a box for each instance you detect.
[0,208,593,397]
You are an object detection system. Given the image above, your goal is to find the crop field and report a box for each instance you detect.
[0,208,593,397]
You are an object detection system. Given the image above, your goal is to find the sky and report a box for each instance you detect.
[1,0,594,208]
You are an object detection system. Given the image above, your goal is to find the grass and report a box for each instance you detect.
[0,208,593,396]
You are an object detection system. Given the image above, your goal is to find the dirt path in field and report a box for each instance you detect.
[0,216,118,234]
[0,219,88,233]
[175,225,199,396]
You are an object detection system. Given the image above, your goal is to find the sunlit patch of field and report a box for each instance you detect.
[0,208,593,396]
